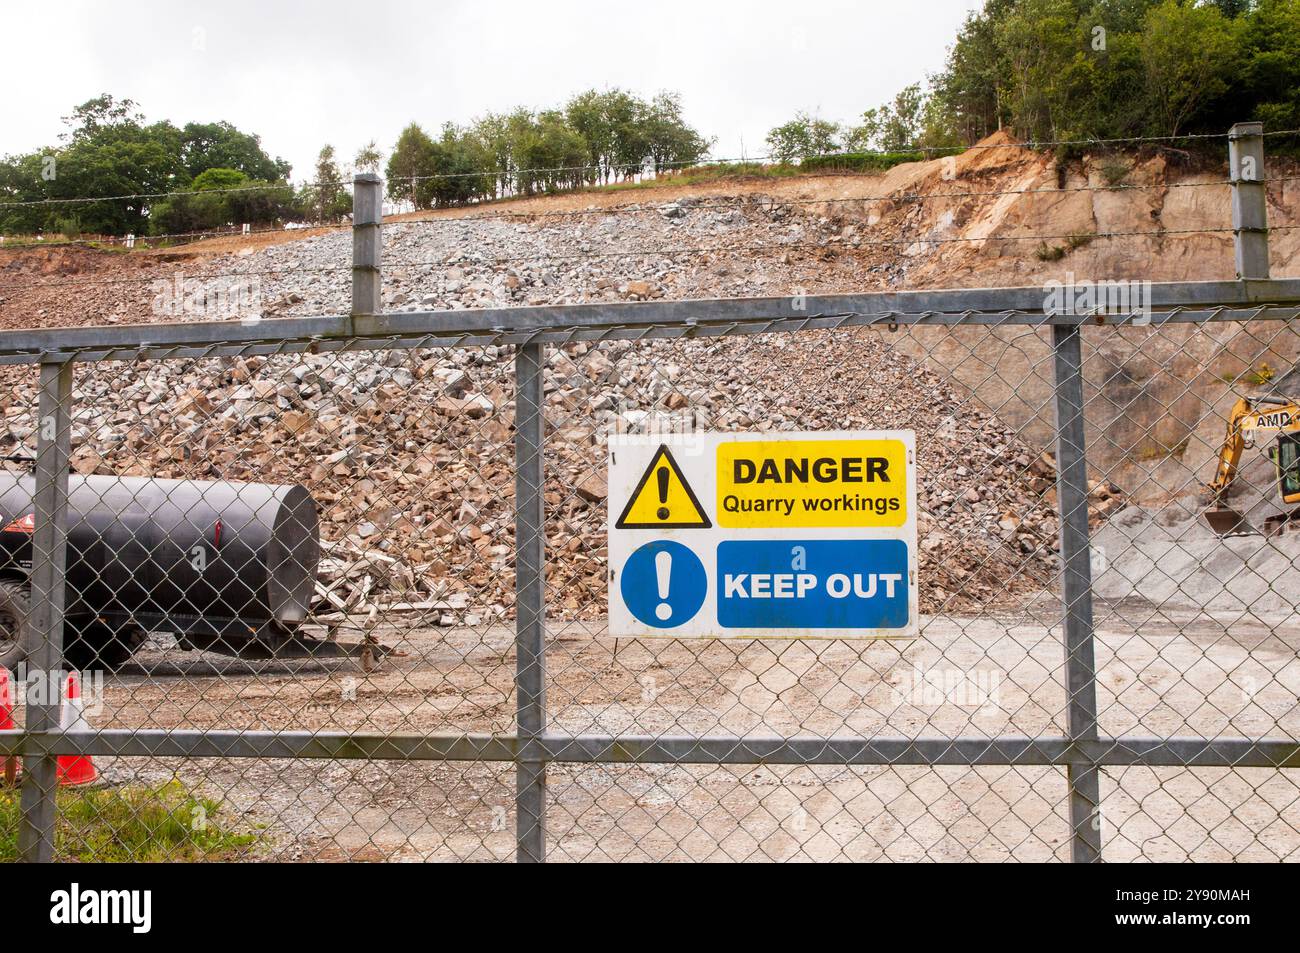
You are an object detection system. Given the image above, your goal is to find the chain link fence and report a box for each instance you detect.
[1,124,1298,862]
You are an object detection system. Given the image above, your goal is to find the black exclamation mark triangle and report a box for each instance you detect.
[615,445,712,529]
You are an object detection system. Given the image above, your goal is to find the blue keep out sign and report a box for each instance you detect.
[620,540,708,629]
[717,539,910,630]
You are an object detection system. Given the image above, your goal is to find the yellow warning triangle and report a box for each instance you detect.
[615,445,712,529]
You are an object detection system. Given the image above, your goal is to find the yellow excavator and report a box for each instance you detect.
[1204,395,1300,536]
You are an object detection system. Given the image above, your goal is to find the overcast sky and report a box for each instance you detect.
[5,0,984,180]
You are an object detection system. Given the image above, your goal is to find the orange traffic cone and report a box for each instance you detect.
[0,668,18,785]
[56,672,98,787]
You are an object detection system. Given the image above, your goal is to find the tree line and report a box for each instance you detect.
[379,89,712,210]
[0,89,713,238]
[767,0,1300,159]
[0,95,297,238]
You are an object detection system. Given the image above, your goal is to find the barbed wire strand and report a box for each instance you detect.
[0,222,344,250]
[0,179,347,209]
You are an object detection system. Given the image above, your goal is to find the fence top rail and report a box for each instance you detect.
[2,278,1299,364]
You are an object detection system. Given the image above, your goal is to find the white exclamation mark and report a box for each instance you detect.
[655,550,672,621]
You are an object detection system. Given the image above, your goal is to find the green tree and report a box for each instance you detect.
[1207,0,1253,16]
[428,124,494,207]
[912,0,1292,146]
[354,140,383,174]
[179,121,291,181]
[765,113,843,161]
[0,152,57,234]
[882,84,926,149]
[27,94,187,234]
[565,88,645,182]
[928,0,1017,143]
[385,124,439,209]
[513,110,589,195]
[565,89,616,183]
[149,168,243,234]
[995,0,1079,141]
[562,88,710,181]
[0,95,291,237]
[1140,0,1243,135]
[470,112,516,198]
[1236,0,1300,130]
[299,145,350,222]
[60,94,143,143]
[149,168,295,235]
[848,85,930,150]
[844,108,883,151]
[641,92,712,173]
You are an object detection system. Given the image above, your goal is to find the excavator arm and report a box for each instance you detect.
[1208,397,1253,501]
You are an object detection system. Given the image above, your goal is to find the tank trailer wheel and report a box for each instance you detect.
[0,580,31,670]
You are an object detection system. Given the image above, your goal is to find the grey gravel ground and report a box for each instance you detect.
[71,603,1300,862]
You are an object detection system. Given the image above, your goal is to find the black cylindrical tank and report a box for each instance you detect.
[0,475,319,626]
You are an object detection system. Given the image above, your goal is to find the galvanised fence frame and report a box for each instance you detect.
[3,122,1299,862]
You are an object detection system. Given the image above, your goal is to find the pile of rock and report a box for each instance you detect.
[0,318,1118,623]
[223,196,885,323]
[0,194,1123,622]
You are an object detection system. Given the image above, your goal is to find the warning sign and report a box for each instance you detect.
[716,438,908,528]
[608,431,918,640]
[614,445,711,529]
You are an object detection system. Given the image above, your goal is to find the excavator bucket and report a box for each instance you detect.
[1203,507,1256,536]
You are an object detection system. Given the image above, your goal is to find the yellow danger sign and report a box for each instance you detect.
[615,445,712,529]
[716,438,908,528]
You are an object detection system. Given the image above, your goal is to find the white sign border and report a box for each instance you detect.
[608,430,919,640]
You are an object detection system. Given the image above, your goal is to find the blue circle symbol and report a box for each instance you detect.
[620,540,706,629]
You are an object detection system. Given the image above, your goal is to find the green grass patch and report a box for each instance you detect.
[1035,232,1095,262]
[590,162,802,193]
[1219,362,1276,386]
[0,780,259,861]
[1245,362,1276,385]
[0,234,133,253]
[581,151,948,196]
[1099,159,1130,188]
[799,149,954,173]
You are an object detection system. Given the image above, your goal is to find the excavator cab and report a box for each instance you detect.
[1268,433,1300,504]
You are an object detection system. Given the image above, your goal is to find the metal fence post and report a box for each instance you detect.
[352,173,382,317]
[514,341,547,862]
[1050,323,1103,863]
[1229,122,1269,280]
[17,355,74,862]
